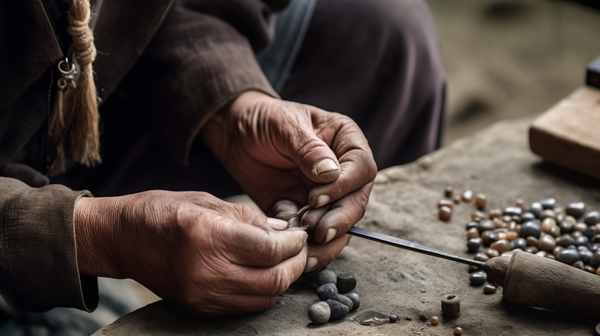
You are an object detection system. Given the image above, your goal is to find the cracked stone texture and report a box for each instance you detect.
[94,118,600,335]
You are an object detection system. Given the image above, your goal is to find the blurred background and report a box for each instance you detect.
[424,0,600,144]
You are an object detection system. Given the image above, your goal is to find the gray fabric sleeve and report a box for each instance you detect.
[0,177,98,318]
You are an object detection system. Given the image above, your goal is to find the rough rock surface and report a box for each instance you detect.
[94,118,600,335]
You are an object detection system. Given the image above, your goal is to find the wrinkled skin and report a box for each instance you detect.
[74,91,377,316]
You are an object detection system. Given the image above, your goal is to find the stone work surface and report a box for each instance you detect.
[94,118,600,335]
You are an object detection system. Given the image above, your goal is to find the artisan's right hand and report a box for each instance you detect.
[73,190,308,317]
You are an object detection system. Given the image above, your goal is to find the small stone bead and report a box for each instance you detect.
[546,254,556,260]
[556,234,576,247]
[553,246,565,257]
[471,211,485,221]
[584,226,597,239]
[441,294,461,317]
[584,211,600,226]
[454,327,463,335]
[439,206,452,221]
[497,232,507,240]
[540,210,556,221]
[488,209,502,219]
[336,294,353,311]
[326,299,349,320]
[483,283,497,294]
[559,220,574,234]
[308,301,331,325]
[430,316,439,326]
[556,249,581,265]
[580,249,594,264]
[317,283,338,301]
[538,234,556,252]
[389,315,399,323]
[467,227,480,239]
[597,267,600,276]
[481,231,499,245]
[469,271,487,285]
[516,199,524,207]
[490,240,510,254]
[529,202,543,218]
[444,186,453,198]
[571,230,583,238]
[566,202,586,218]
[573,260,586,271]
[475,194,487,209]
[575,223,588,232]
[336,273,357,293]
[511,237,527,250]
[520,222,542,239]
[484,248,500,258]
[511,215,522,224]
[536,251,548,258]
[474,253,489,262]
[477,220,496,233]
[503,207,522,217]
[525,246,539,253]
[526,236,539,248]
[574,235,589,247]
[540,198,556,210]
[346,293,360,310]
[521,212,536,222]
[505,231,518,241]
[438,199,454,209]
[467,238,482,252]
[502,215,513,223]
[590,250,600,268]
[453,196,461,204]
[508,221,518,232]
[461,190,473,202]
[316,270,337,287]
[548,225,561,238]
[584,265,596,274]
[541,218,557,232]
[466,221,479,230]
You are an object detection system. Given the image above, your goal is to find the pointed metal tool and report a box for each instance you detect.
[347,226,484,267]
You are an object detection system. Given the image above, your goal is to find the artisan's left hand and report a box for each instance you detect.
[201,91,377,272]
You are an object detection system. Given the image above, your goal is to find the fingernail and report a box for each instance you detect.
[325,228,337,243]
[267,217,290,230]
[315,159,339,175]
[315,195,330,208]
[305,257,318,272]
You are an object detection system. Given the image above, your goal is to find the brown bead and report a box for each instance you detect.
[493,218,505,228]
[511,215,522,224]
[505,231,518,241]
[538,234,556,251]
[497,232,507,240]
[471,211,485,221]
[525,246,539,253]
[454,327,463,335]
[438,199,454,209]
[477,220,495,233]
[475,194,486,209]
[502,215,512,223]
[474,253,490,262]
[540,210,556,220]
[444,186,453,198]
[430,316,439,326]
[442,294,461,317]
[488,209,502,219]
[575,223,588,232]
[490,239,511,254]
[526,236,539,248]
[439,206,452,221]
[541,218,557,232]
[461,190,473,202]
[553,246,565,257]
[515,199,524,207]
[571,230,583,238]
[548,225,561,238]
[597,267,600,276]
[508,221,518,232]
[481,231,499,245]
[467,227,480,239]
[453,196,461,204]
[484,248,500,258]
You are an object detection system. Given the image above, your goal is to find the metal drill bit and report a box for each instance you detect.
[348,226,484,267]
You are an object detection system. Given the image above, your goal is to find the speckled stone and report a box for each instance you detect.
[584,211,600,226]
[511,237,527,250]
[521,212,536,222]
[483,283,497,294]
[503,207,522,217]
[539,198,556,210]
[520,222,542,238]
[467,238,482,252]
[336,273,357,293]
[336,294,353,311]
[326,299,349,321]
[538,234,556,251]
[556,249,581,265]
[566,202,586,218]
[316,270,337,287]
[469,271,487,285]
[556,234,576,248]
[308,301,331,325]
[490,240,510,254]
[317,283,338,301]
[590,250,600,268]
[529,202,543,218]
[346,293,360,311]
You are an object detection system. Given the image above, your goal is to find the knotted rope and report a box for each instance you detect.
[49,0,101,175]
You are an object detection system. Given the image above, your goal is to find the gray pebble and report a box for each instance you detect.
[573,260,586,271]
[346,292,360,310]
[584,265,597,274]
[467,238,482,252]
[316,270,337,287]
[326,299,349,320]
[539,198,556,210]
[584,226,597,239]
[521,212,536,222]
[503,207,522,217]
[469,271,487,286]
[477,220,495,233]
[336,294,353,311]
[574,235,589,247]
[483,283,497,294]
[520,222,542,239]
[559,220,574,234]
[317,283,338,301]
[566,202,586,218]
[556,249,581,265]
[336,273,357,293]
[556,234,576,248]
[584,211,600,226]
[511,237,527,251]
[308,301,331,325]
[529,202,543,218]
[580,249,594,264]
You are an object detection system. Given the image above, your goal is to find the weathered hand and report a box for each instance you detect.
[74,191,308,316]
[201,91,377,272]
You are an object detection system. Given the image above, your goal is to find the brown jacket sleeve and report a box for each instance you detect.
[0,177,98,318]
[116,0,281,164]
